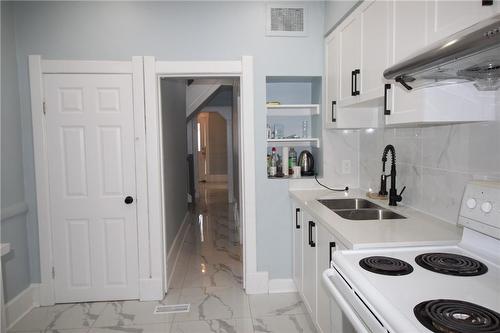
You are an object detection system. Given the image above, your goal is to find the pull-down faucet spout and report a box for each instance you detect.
[379,145,405,206]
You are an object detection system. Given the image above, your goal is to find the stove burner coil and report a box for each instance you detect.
[415,253,488,276]
[359,256,414,276]
[414,299,500,333]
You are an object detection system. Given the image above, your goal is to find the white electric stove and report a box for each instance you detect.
[323,181,500,333]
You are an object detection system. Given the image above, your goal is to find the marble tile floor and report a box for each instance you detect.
[9,183,316,333]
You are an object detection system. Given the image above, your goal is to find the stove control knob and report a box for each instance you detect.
[481,201,493,213]
[466,198,477,209]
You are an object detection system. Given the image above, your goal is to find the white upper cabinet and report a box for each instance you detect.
[427,0,500,44]
[325,0,497,128]
[359,0,392,101]
[325,29,379,129]
[385,0,497,126]
[325,31,340,129]
[385,0,427,124]
[336,0,392,107]
[339,15,362,104]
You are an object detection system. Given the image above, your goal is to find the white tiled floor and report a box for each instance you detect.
[9,183,316,333]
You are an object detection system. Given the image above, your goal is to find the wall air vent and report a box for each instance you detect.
[266,5,307,37]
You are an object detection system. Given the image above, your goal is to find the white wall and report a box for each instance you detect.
[10,1,325,281]
[1,1,32,302]
[160,79,189,254]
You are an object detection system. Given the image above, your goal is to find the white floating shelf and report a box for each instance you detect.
[267,138,320,148]
[266,104,320,116]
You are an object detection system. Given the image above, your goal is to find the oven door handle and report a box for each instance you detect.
[322,269,371,333]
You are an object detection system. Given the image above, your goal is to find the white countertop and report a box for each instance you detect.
[289,188,462,249]
[0,243,10,257]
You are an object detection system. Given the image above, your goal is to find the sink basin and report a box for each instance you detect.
[334,209,406,221]
[318,198,382,210]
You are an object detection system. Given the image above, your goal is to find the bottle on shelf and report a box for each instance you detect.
[282,147,289,177]
[269,147,277,177]
[289,147,297,174]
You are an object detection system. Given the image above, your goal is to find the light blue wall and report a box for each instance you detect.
[1,1,32,302]
[161,79,189,253]
[324,0,360,34]
[10,1,325,281]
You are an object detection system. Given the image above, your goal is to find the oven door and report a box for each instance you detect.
[322,268,388,333]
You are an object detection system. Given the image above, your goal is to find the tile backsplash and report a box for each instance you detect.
[359,122,500,224]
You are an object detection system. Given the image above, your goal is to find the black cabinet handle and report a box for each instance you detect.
[329,241,336,267]
[384,84,391,115]
[353,69,360,96]
[124,196,134,204]
[295,208,300,229]
[351,70,356,96]
[331,101,337,123]
[308,221,316,247]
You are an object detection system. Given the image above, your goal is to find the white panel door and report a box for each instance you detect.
[44,74,139,303]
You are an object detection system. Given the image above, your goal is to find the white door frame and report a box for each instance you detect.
[28,56,153,305]
[144,56,263,294]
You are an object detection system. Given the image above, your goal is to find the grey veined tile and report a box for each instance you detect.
[253,314,317,333]
[90,322,172,332]
[93,290,181,327]
[248,293,306,318]
[8,328,90,333]
[174,287,251,322]
[170,318,254,333]
[9,303,105,331]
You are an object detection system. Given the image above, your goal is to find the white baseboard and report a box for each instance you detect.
[268,279,297,294]
[6,284,40,330]
[245,271,269,294]
[166,212,191,290]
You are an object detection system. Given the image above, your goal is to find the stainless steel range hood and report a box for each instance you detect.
[384,14,500,91]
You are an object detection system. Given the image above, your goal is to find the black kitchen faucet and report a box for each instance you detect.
[379,144,406,206]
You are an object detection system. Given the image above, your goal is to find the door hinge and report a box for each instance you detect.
[43,102,47,115]
[52,266,55,279]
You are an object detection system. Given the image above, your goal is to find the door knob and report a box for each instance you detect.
[124,196,134,204]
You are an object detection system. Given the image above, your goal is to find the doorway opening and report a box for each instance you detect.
[158,77,243,292]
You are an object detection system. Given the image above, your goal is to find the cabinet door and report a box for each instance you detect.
[302,211,317,318]
[316,223,336,333]
[325,32,340,129]
[292,203,303,293]
[427,0,498,44]
[386,1,428,125]
[360,0,391,101]
[339,15,362,103]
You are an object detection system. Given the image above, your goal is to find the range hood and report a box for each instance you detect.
[384,14,500,91]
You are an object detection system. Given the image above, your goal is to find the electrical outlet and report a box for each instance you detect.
[342,160,351,174]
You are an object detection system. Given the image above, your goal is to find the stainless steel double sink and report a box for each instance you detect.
[317,198,406,221]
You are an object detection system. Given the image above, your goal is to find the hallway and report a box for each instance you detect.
[8,184,316,333]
